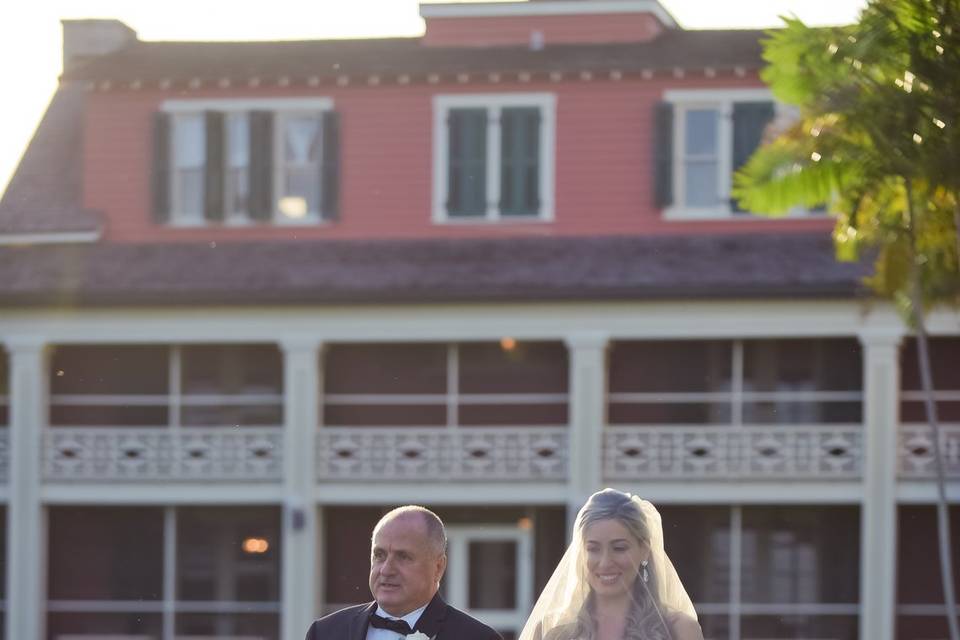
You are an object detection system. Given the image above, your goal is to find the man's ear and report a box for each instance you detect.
[435,553,448,583]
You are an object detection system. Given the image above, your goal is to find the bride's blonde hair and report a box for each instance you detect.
[561,489,672,640]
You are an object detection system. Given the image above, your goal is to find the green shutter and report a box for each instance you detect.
[731,101,775,212]
[653,102,674,209]
[447,108,487,217]
[500,107,541,217]
[151,112,171,223]
[248,110,274,221]
[203,111,225,221]
[321,110,341,221]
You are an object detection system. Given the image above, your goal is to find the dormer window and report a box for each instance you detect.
[433,93,555,223]
[152,98,339,226]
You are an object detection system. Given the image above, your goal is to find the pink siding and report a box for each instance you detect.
[84,74,832,244]
[421,13,663,47]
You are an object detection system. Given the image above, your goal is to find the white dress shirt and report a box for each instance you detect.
[365,603,428,640]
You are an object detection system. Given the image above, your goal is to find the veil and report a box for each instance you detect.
[518,490,697,640]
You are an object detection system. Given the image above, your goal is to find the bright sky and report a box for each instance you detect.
[0,0,867,196]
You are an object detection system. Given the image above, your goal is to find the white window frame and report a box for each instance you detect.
[661,88,815,221]
[432,93,556,223]
[444,525,533,636]
[161,97,334,227]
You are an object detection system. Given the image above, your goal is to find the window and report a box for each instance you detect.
[608,339,862,425]
[896,505,960,640]
[433,94,555,222]
[655,89,808,219]
[47,506,281,640]
[49,344,282,427]
[153,98,339,226]
[661,505,860,640]
[323,341,567,426]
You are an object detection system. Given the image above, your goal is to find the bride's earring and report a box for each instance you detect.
[641,560,649,583]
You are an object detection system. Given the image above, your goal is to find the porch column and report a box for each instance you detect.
[564,333,609,526]
[5,338,48,640]
[858,328,903,640]
[280,338,322,640]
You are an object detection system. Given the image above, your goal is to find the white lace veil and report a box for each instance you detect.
[518,489,697,640]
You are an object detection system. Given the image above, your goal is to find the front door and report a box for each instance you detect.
[441,525,533,640]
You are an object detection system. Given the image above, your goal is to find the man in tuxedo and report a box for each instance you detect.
[305,505,502,640]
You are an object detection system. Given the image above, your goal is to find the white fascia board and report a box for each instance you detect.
[0,230,101,246]
[42,483,285,504]
[420,1,678,28]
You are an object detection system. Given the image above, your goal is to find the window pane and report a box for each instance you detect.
[742,401,862,425]
[324,404,447,426]
[685,109,718,155]
[50,345,170,426]
[609,341,733,393]
[325,344,447,394]
[177,507,281,602]
[281,114,322,214]
[226,113,250,217]
[741,615,857,640]
[49,507,164,600]
[740,506,859,604]
[458,403,566,426]
[684,160,719,207]
[897,505,960,605]
[51,346,169,395]
[460,342,567,394]
[659,506,731,604]
[469,541,517,609]
[608,402,731,425]
[175,613,279,640]
[181,345,282,426]
[48,612,163,640]
[743,339,862,392]
[174,114,205,217]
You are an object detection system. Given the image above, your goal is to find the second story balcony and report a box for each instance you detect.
[0,335,956,488]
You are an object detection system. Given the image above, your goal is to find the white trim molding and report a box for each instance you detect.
[161,97,334,112]
[0,231,101,246]
[420,1,679,28]
[432,92,556,224]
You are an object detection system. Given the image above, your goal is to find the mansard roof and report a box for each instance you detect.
[61,28,766,86]
[0,233,869,307]
[0,84,101,237]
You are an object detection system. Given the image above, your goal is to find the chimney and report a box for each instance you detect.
[61,19,137,72]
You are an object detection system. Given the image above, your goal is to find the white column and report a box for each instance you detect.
[280,338,321,640]
[858,329,903,640]
[564,333,609,525]
[5,338,48,640]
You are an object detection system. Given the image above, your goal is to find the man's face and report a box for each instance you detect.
[369,514,446,617]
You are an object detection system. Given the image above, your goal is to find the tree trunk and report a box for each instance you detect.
[906,178,960,640]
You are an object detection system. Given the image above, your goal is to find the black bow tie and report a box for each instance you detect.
[369,612,414,636]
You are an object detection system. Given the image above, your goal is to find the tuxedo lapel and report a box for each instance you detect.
[413,593,449,638]
[350,601,378,640]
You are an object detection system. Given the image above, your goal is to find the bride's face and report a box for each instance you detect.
[583,518,649,599]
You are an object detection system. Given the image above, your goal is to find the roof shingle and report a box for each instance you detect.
[0,233,869,308]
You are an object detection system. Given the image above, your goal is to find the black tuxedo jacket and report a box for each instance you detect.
[304,594,502,640]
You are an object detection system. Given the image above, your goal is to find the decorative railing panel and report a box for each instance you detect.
[43,427,283,482]
[316,426,567,481]
[899,424,960,478]
[604,425,863,480]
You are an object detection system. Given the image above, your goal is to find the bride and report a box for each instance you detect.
[519,489,703,640]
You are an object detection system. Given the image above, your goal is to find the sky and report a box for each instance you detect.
[0,0,868,196]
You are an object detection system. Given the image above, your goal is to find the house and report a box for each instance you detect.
[0,1,957,639]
